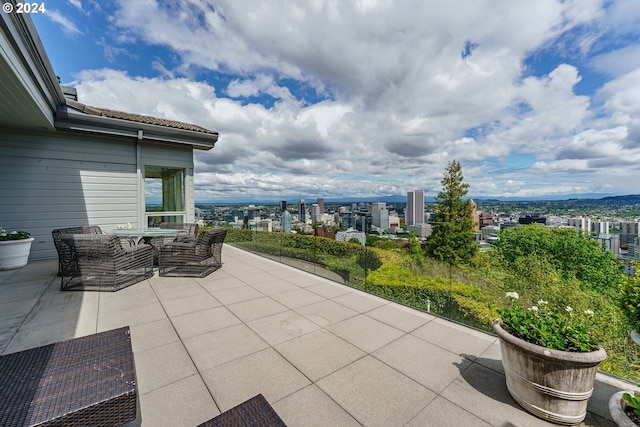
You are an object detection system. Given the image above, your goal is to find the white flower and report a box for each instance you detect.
[505,292,519,299]
[537,299,548,305]
[565,306,573,312]
[528,306,539,312]
[584,309,594,316]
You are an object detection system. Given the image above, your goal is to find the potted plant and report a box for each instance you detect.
[0,227,34,270]
[609,391,640,426]
[493,292,607,425]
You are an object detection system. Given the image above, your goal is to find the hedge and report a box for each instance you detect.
[225,229,381,278]
[365,264,498,331]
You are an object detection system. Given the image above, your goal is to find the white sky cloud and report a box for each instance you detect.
[46,9,82,35]
[67,0,83,11]
[36,0,640,200]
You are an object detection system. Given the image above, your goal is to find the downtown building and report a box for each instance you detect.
[371,202,389,231]
[406,189,425,226]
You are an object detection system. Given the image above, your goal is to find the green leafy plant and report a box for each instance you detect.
[623,391,640,417]
[498,292,600,352]
[620,265,640,332]
[0,227,30,241]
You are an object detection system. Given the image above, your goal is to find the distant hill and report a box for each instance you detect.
[596,194,640,204]
[196,193,640,206]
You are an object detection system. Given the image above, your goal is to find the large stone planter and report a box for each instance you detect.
[609,391,639,427]
[0,238,34,270]
[493,319,607,425]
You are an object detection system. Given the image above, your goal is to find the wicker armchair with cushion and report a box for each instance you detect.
[158,222,199,237]
[58,234,154,291]
[159,227,227,277]
[52,225,103,276]
[153,222,200,246]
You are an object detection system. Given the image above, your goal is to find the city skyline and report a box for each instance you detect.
[32,1,640,201]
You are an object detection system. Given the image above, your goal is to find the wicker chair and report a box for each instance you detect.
[197,394,286,427]
[57,234,154,291]
[159,228,227,277]
[153,222,200,247]
[52,226,104,276]
[158,222,199,236]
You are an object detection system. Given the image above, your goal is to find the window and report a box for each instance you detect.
[145,166,185,226]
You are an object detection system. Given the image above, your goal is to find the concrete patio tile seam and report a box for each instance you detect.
[146,278,224,415]
[367,333,475,398]
[316,355,437,427]
[263,338,379,425]
[0,276,60,355]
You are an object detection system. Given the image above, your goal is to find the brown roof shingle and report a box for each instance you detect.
[65,99,216,135]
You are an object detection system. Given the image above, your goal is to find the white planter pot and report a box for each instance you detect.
[609,391,639,427]
[0,238,34,270]
[493,319,607,425]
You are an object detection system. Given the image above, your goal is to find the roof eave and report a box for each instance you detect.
[55,105,218,150]
[1,5,66,127]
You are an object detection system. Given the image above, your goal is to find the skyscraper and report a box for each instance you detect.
[282,210,292,232]
[406,189,425,226]
[317,197,324,214]
[279,200,287,213]
[311,203,321,223]
[372,202,389,231]
[298,199,306,221]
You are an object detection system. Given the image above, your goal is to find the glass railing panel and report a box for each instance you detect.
[222,228,639,383]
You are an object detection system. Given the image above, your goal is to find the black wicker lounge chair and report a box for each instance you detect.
[153,222,200,246]
[158,227,227,277]
[198,394,286,427]
[52,226,104,276]
[158,222,199,236]
[57,233,154,291]
[0,327,140,427]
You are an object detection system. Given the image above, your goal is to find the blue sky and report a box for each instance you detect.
[32,0,640,202]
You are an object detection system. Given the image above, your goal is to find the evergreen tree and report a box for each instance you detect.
[426,160,478,265]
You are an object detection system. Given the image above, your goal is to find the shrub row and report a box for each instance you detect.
[225,229,382,275]
[365,264,498,331]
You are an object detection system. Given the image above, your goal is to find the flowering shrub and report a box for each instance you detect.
[498,292,601,352]
[0,227,30,241]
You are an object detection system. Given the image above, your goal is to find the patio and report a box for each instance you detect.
[0,245,631,427]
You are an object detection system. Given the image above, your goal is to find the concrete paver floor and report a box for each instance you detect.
[0,245,634,426]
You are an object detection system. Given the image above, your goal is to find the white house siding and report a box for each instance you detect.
[1,129,139,260]
[140,143,195,222]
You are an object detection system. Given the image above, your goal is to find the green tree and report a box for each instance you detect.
[494,224,624,295]
[619,262,640,330]
[426,160,478,265]
[357,249,383,276]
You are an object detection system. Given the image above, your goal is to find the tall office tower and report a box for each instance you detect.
[311,203,321,223]
[591,220,610,235]
[317,197,324,214]
[298,199,306,220]
[246,205,258,220]
[280,200,287,213]
[406,189,425,226]
[371,202,389,231]
[282,210,292,232]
